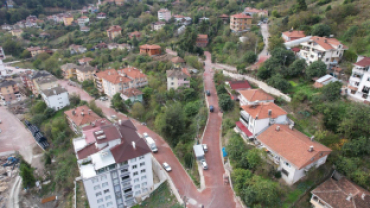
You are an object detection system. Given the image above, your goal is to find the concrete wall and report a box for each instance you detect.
[223,70,292,102]
[284,36,312,48]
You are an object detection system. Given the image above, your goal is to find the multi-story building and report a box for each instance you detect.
[34,75,59,95]
[10,29,23,38]
[61,63,78,79]
[41,86,70,110]
[282,30,306,42]
[97,12,107,19]
[238,88,275,106]
[21,70,52,95]
[121,88,143,103]
[230,13,252,32]
[78,16,90,27]
[77,65,96,82]
[152,21,165,31]
[139,44,161,56]
[310,171,370,208]
[63,14,74,26]
[79,57,94,65]
[0,79,20,103]
[243,7,268,17]
[158,8,171,22]
[107,25,122,40]
[299,36,348,68]
[96,68,148,97]
[166,68,191,90]
[65,105,103,133]
[128,31,141,40]
[27,46,46,57]
[196,34,208,47]
[72,119,154,208]
[257,124,331,185]
[0,46,5,60]
[348,56,370,103]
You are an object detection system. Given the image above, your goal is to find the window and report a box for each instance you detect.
[105,196,111,201]
[142,188,148,193]
[104,189,110,194]
[171,82,174,85]
[97,198,103,203]
[94,185,101,190]
[113,178,119,185]
[285,162,291,167]
[102,182,109,188]
[98,205,105,208]
[134,184,140,189]
[106,202,113,207]
[281,169,289,176]
[92,178,99,183]
[141,176,146,180]
[114,184,120,192]
[142,182,147,187]
[140,162,145,167]
[101,175,107,181]
[130,158,137,163]
[133,171,138,176]
[139,156,145,160]
[132,165,137,169]
[96,192,102,197]
[134,178,139,183]
[135,191,141,195]
[141,169,146,174]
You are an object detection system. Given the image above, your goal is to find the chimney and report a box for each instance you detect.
[268,109,272,117]
[308,145,314,152]
[362,193,366,200]
[324,39,328,43]
[72,110,75,115]
[88,109,91,115]
[132,141,136,149]
[310,136,315,141]
[275,126,280,131]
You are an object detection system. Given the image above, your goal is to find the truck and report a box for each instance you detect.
[145,136,158,153]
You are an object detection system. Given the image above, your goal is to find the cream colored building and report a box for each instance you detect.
[166,68,191,90]
[34,75,58,94]
[76,65,96,82]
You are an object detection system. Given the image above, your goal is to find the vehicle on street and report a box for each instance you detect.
[15,66,19,69]
[258,22,262,26]
[144,136,158,153]
[202,144,208,152]
[99,96,108,101]
[206,90,211,96]
[210,105,214,112]
[202,161,208,170]
[110,115,117,120]
[163,162,172,172]
[0,129,1,133]
[141,122,147,126]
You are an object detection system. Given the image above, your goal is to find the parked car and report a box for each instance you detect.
[202,161,208,170]
[99,96,108,101]
[0,129,2,133]
[210,105,214,112]
[206,90,211,96]
[202,144,208,152]
[110,115,117,120]
[163,162,172,172]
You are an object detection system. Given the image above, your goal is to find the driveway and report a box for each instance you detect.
[259,23,270,59]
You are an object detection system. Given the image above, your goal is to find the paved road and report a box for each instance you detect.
[259,23,270,59]
[59,59,242,207]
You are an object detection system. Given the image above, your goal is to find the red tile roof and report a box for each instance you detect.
[291,47,301,52]
[77,143,107,159]
[309,36,348,50]
[239,89,274,102]
[171,56,185,63]
[95,124,122,144]
[282,30,305,38]
[244,7,268,14]
[354,57,370,67]
[219,14,229,18]
[139,44,161,50]
[197,34,208,39]
[257,124,332,169]
[241,102,287,120]
[64,105,101,126]
[122,88,143,97]
[229,80,251,90]
[79,57,93,63]
[231,13,252,19]
[173,15,185,18]
[107,25,122,32]
[235,121,252,137]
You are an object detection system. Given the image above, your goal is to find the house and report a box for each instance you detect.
[299,36,348,68]
[256,124,331,184]
[313,75,338,88]
[115,0,124,6]
[238,88,274,106]
[1,24,13,31]
[310,171,370,208]
[78,16,90,27]
[117,43,132,51]
[166,68,191,90]
[34,75,59,94]
[61,63,78,79]
[21,70,52,95]
[72,119,154,208]
[329,66,344,79]
[0,79,20,103]
[63,14,74,26]
[129,31,141,40]
[39,32,50,38]
[41,86,70,110]
[152,21,165,31]
[230,13,252,32]
[218,14,229,24]
[76,65,96,82]
[0,47,5,60]
[80,26,90,32]
[95,42,108,50]
[97,12,107,19]
[11,30,23,38]
[121,88,143,103]
[139,44,161,56]
[65,105,102,133]
[348,56,370,102]
[69,44,87,54]
[25,15,39,28]
[79,57,94,65]
[236,102,288,139]
[243,7,268,17]
[282,30,306,42]
[171,56,186,69]
[199,17,209,22]
[196,34,208,48]
[6,0,14,8]
[158,8,171,22]
[174,15,192,25]
[227,80,251,92]
[106,25,122,40]
[27,46,46,57]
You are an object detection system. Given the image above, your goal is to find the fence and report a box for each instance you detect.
[222,70,292,102]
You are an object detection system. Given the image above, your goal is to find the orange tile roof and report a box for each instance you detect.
[309,36,348,50]
[241,102,287,119]
[257,124,332,169]
[118,67,147,79]
[139,44,161,50]
[197,34,208,39]
[171,56,185,63]
[239,89,274,102]
[107,25,122,32]
[219,14,229,18]
[231,13,252,19]
[282,30,305,38]
[64,105,101,126]
[79,57,93,63]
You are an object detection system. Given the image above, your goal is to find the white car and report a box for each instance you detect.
[202,161,208,170]
[202,144,208,152]
[163,162,172,172]
[110,115,117,120]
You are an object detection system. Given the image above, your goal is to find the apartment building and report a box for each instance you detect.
[27,46,46,57]
[69,44,87,54]
[107,25,122,40]
[72,119,154,208]
[0,79,20,103]
[61,63,78,79]
[348,56,370,103]
[166,68,191,90]
[158,8,171,22]
[299,36,348,68]
[41,86,70,110]
[230,13,252,32]
[129,31,141,40]
[238,88,275,106]
[34,75,59,95]
[152,21,165,31]
[77,65,96,82]
[257,124,332,184]
[63,14,74,26]
[10,29,23,38]
[21,70,52,95]
[173,15,192,25]
[78,16,90,27]
[64,105,102,133]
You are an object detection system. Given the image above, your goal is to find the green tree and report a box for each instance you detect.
[243,51,257,64]
[297,0,307,11]
[321,81,342,101]
[312,24,331,37]
[19,161,35,188]
[226,133,246,161]
[184,153,193,168]
[88,100,103,117]
[184,101,199,117]
[216,84,227,95]
[246,149,262,170]
[267,74,292,93]
[270,48,295,66]
[111,93,127,113]
[339,103,370,138]
[20,50,32,58]
[287,59,306,77]
[219,94,234,112]
[305,61,327,79]
[31,101,47,114]
[44,108,55,119]
[131,102,145,120]
[268,36,284,51]
[342,137,370,157]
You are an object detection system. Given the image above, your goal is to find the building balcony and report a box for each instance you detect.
[350,75,362,83]
[120,171,130,177]
[121,182,132,189]
[124,190,133,196]
[121,177,131,183]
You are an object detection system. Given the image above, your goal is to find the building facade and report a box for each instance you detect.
[243,7,268,17]
[0,79,20,103]
[41,87,70,110]
[76,65,96,82]
[230,13,252,32]
[61,63,78,79]
[107,25,122,40]
[158,9,171,22]
[196,34,208,47]
[348,56,370,103]
[63,14,74,26]
[166,68,191,90]
[139,44,161,56]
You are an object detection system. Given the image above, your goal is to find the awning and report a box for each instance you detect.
[348,86,358,91]
[235,121,253,137]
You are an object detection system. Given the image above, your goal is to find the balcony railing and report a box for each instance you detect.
[124,190,133,196]
[120,171,130,177]
[121,178,131,183]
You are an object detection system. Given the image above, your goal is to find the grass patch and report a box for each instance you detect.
[136,182,181,208]
[12,61,34,69]
[290,81,320,97]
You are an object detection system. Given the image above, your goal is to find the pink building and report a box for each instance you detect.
[158,8,171,22]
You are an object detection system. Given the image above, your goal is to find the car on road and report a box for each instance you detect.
[210,105,214,112]
[163,162,172,172]
[15,66,19,69]
[202,144,208,152]
[202,161,208,170]
[0,129,2,133]
[99,96,108,101]
[258,22,262,26]
[206,90,211,96]
[110,115,117,120]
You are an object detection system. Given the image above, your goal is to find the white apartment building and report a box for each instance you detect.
[158,9,171,22]
[257,124,332,185]
[238,89,275,106]
[236,102,288,139]
[41,86,70,110]
[348,56,370,103]
[299,36,348,69]
[73,120,154,208]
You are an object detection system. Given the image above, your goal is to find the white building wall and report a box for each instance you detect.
[42,92,70,110]
[167,77,179,90]
[83,172,117,208]
[127,153,153,198]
